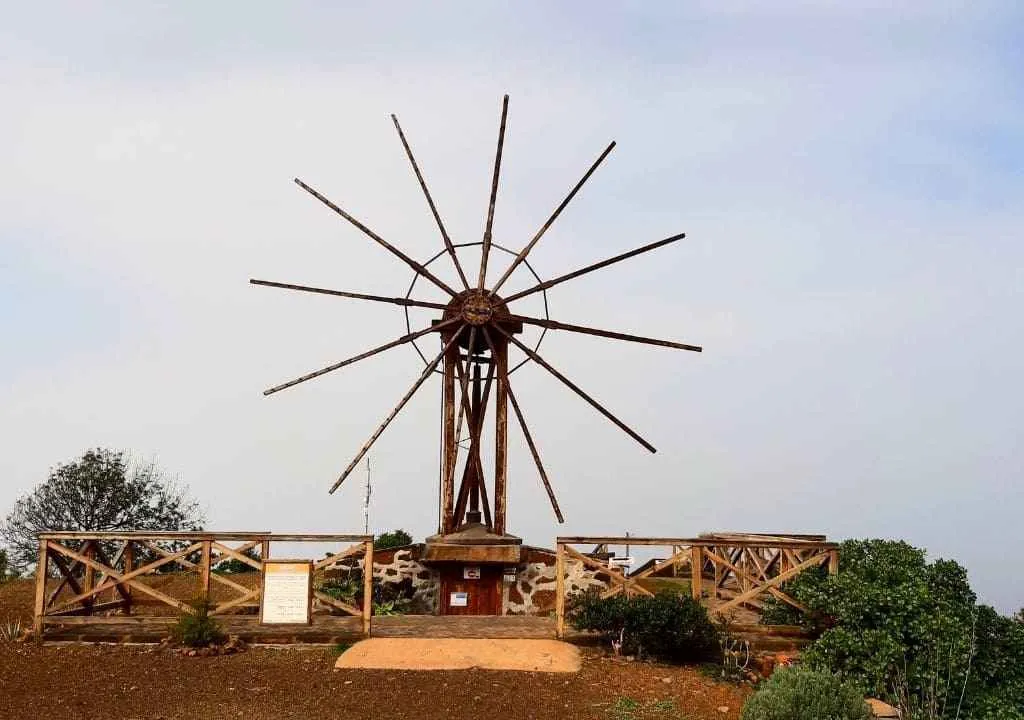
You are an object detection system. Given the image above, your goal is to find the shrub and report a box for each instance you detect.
[741,666,871,720]
[569,589,719,663]
[760,539,1024,719]
[171,598,225,648]
[374,529,413,550]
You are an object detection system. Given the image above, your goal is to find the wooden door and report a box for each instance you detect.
[439,565,502,615]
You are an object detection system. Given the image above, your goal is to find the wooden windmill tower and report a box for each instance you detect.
[252,96,701,613]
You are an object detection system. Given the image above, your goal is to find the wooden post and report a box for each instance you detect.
[713,551,722,600]
[828,549,839,576]
[122,541,134,615]
[493,341,509,535]
[441,341,457,534]
[199,540,212,605]
[555,543,566,639]
[32,539,48,640]
[82,541,95,613]
[690,546,703,601]
[362,540,374,636]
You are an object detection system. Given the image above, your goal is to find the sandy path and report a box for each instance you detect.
[334,638,582,672]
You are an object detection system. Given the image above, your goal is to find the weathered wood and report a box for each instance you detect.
[362,541,374,636]
[390,113,471,290]
[713,551,830,616]
[704,547,807,614]
[312,590,361,617]
[557,536,838,549]
[441,336,457,533]
[691,546,703,600]
[46,599,129,617]
[490,140,616,294]
[210,540,263,572]
[45,541,202,615]
[33,539,48,638]
[199,540,212,603]
[46,551,84,608]
[477,94,508,291]
[209,588,261,617]
[493,339,508,535]
[40,531,271,541]
[828,549,839,575]
[562,545,653,598]
[122,541,134,614]
[313,542,366,572]
[555,543,566,639]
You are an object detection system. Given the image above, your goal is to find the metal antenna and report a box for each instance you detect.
[363,457,372,535]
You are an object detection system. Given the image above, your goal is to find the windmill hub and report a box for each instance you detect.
[459,291,496,326]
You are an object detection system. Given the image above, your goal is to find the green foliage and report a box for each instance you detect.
[568,589,720,663]
[606,696,684,720]
[374,529,413,550]
[1,449,203,572]
[0,549,16,582]
[741,666,871,720]
[761,539,1024,719]
[171,598,225,648]
[316,571,416,615]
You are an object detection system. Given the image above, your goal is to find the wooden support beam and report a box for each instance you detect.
[690,546,703,600]
[555,543,566,639]
[199,540,212,604]
[713,551,830,616]
[362,541,374,636]
[828,549,839,575]
[493,340,509,535]
[703,547,808,614]
[33,539,48,639]
[562,545,653,598]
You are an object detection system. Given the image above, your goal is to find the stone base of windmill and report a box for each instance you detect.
[363,529,610,617]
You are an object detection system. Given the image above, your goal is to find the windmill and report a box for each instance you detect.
[251,96,701,609]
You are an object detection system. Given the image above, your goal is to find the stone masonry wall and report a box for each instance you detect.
[371,546,439,614]
[503,547,610,616]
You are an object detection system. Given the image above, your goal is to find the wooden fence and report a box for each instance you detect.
[33,532,374,640]
[554,534,838,638]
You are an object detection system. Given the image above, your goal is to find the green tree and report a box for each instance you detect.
[374,529,413,549]
[762,539,1024,719]
[1,448,203,572]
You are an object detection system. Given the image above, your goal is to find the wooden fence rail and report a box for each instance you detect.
[33,532,374,640]
[554,534,838,638]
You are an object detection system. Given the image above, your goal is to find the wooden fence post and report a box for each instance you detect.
[122,541,134,615]
[828,549,839,576]
[33,539,48,640]
[555,543,566,639]
[362,540,374,637]
[82,541,95,613]
[690,546,703,601]
[199,540,212,606]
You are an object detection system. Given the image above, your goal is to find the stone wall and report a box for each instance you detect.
[503,547,610,616]
[370,546,439,614]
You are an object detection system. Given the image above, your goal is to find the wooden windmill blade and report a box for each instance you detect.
[254,94,701,541]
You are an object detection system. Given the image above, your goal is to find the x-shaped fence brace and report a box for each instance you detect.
[554,535,838,637]
[34,533,374,638]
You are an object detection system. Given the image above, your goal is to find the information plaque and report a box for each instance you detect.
[260,560,313,625]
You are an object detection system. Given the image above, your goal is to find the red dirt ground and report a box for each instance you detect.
[0,579,751,720]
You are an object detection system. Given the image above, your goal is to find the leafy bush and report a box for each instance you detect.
[374,529,413,550]
[741,666,871,720]
[760,539,1024,719]
[171,598,225,648]
[569,589,719,663]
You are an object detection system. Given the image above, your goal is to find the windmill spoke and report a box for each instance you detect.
[482,328,563,523]
[330,330,464,493]
[503,232,685,303]
[265,317,460,396]
[294,178,458,297]
[490,141,615,294]
[478,94,509,291]
[510,314,702,352]
[391,114,471,290]
[250,279,449,311]
[492,325,657,453]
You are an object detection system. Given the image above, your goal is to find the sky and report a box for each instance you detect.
[1,2,1021,612]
